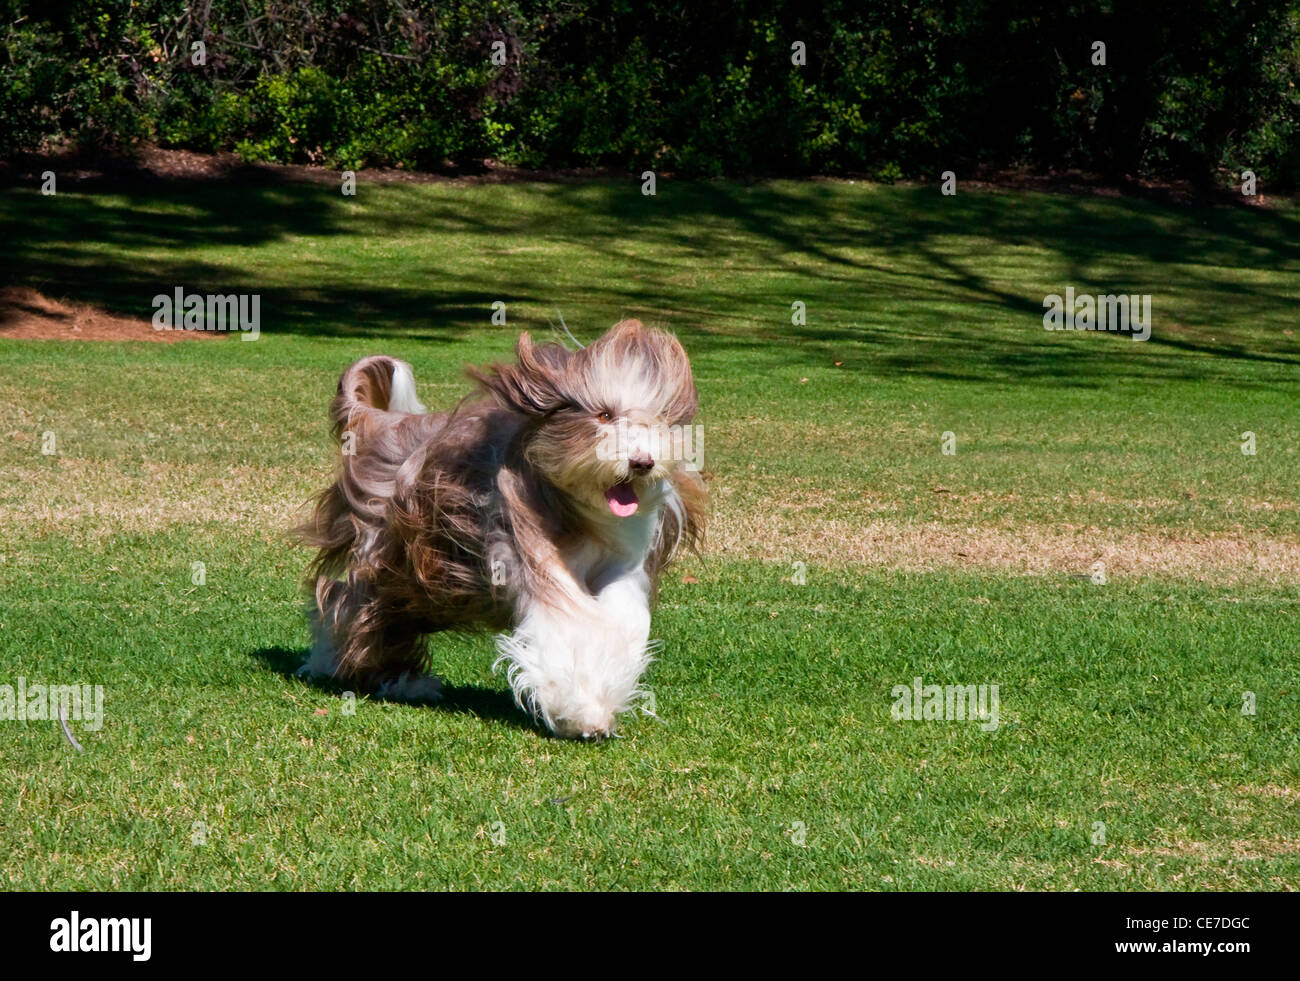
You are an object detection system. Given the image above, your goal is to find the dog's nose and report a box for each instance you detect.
[578,714,614,740]
[554,713,614,740]
[628,452,654,473]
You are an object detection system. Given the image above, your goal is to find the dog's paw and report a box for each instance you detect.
[297,643,341,680]
[374,672,444,705]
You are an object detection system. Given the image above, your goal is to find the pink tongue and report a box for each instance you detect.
[605,483,639,517]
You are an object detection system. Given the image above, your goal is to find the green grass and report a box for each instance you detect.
[1,175,1297,889]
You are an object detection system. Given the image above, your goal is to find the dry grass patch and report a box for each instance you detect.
[0,458,312,540]
[712,499,1300,582]
[2,456,1298,583]
[1127,838,1300,860]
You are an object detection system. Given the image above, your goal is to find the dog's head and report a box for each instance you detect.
[469,319,699,520]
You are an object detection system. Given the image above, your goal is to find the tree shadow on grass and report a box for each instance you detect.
[2,178,521,340]
[4,155,1298,384]
[249,645,536,732]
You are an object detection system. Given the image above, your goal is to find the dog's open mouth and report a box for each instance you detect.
[604,483,639,517]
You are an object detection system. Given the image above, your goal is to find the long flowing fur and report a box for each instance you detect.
[295,320,706,738]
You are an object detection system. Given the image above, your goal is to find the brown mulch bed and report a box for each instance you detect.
[0,286,218,343]
[0,143,622,189]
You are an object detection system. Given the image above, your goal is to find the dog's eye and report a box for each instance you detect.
[595,410,613,423]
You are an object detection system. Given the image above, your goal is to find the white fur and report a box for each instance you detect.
[494,481,673,738]
[388,361,426,414]
[588,344,666,420]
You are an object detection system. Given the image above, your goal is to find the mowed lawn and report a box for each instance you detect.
[1,174,1297,889]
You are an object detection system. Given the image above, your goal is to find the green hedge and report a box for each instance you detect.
[3,0,1298,186]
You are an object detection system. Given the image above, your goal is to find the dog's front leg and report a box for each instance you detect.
[495,570,652,739]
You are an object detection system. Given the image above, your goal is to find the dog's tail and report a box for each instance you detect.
[330,355,426,438]
[296,356,429,583]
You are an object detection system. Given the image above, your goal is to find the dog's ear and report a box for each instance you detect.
[467,332,570,416]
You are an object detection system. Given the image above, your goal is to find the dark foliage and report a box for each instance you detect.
[2,1,1297,185]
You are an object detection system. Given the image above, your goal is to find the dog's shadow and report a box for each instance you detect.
[250,646,538,732]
